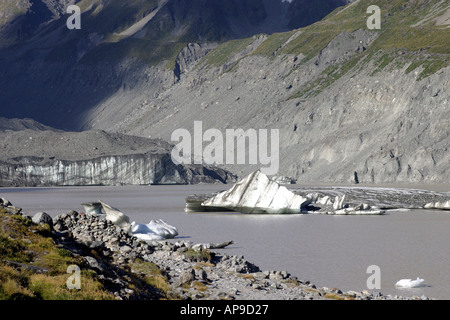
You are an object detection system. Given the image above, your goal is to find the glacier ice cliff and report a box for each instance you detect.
[0,153,236,187]
[0,125,236,187]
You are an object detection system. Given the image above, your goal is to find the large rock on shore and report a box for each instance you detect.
[32,212,54,229]
[0,197,22,214]
[201,170,310,214]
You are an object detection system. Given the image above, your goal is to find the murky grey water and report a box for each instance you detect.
[1,185,449,299]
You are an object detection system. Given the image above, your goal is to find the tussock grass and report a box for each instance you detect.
[28,273,114,300]
[182,249,213,263]
[0,213,115,300]
[130,260,173,297]
[251,31,296,57]
[191,281,208,292]
[203,37,255,67]
[283,0,450,98]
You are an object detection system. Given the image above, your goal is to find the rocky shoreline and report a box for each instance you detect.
[0,197,433,300]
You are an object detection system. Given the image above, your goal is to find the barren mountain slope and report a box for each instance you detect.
[82,0,450,184]
[0,0,449,184]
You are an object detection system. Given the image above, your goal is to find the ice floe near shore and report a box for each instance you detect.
[395,278,426,288]
[99,200,132,233]
[83,200,179,241]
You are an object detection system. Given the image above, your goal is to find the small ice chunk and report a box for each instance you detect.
[131,219,178,241]
[395,277,426,288]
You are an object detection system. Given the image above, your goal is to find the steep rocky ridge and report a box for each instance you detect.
[0,0,76,46]
[0,0,350,126]
[0,0,350,46]
[86,12,449,183]
[100,1,450,184]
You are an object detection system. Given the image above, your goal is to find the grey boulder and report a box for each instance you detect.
[32,212,54,229]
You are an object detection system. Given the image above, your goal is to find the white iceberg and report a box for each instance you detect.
[81,202,104,216]
[201,170,310,214]
[99,200,132,234]
[333,203,385,215]
[333,195,346,210]
[424,200,450,210]
[98,200,179,240]
[395,277,426,288]
[131,220,178,241]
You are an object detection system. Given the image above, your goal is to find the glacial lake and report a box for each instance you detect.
[1,184,449,300]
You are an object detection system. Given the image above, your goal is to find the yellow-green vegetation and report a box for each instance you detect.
[202,37,256,67]
[289,54,363,100]
[0,212,114,300]
[404,55,448,80]
[198,0,448,97]
[191,281,208,292]
[251,31,297,57]
[130,259,174,298]
[281,0,450,98]
[236,274,255,280]
[280,0,450,56]
[182,248,213,263]
[179,279,207,298]
[323,292,347,300]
